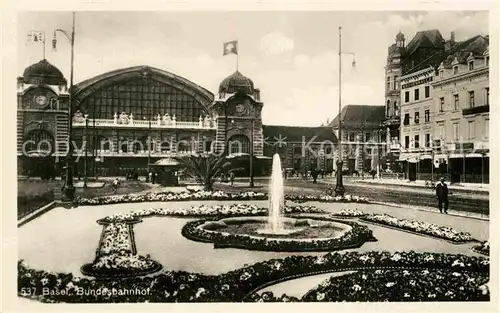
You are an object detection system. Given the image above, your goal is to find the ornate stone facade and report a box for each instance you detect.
[18,61,337,178]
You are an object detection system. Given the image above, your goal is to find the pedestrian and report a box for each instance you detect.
[436,176,452,214]
[148,171,153,183]
[311,168,318,184]
[230,171,235,186]
[112,178,120,193]
[152,172,157,184]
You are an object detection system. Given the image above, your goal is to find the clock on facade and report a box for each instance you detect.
[235,103,246,115]
[34,94,48,107]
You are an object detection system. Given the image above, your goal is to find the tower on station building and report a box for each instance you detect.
[212,70,264,157]
[17,59,70,178]
[382,31,406,157]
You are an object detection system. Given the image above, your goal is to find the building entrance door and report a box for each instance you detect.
[408,162,417,181]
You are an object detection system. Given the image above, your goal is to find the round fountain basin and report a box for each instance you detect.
[200,216,352,241]
[255,228,304,236]
[183,214,376,252]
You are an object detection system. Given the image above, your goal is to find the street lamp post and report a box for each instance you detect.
[335,26,345,196]
[83,114,88,188]
[334,26,355,197]
[54,12,76,202]
[148,110,152,173]
[249,117,254,188]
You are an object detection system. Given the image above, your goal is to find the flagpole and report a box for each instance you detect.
[43,33,46,59]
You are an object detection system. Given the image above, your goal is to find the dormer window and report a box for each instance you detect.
[437,62,445,79]
[451,57,459,75]
[466,52,475,71]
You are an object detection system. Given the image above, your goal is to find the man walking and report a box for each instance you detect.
[230,171,235,186]
[436,177,452,214]
[112,178,120,193]
[311,168,318,184]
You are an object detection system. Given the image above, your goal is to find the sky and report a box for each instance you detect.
[18,11,489,126]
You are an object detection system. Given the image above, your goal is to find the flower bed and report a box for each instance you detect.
[472,241,490,256]
[18,251,489,303]
[99,204,325,223]
[96,223,135,254]
[332,208,367,218]
[82,219,162,278]
[181,215,377,252]
[74,190,369,206]
[298,268,489,302]
[286,194,369,203]
[360,213,474,243]
[81,252,163,279]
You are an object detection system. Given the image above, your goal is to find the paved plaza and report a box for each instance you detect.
[19,200,487,276]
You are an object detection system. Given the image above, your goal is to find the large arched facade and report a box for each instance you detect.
[17,60,338,180]
[73,66,214,121]
[70,65,218,176]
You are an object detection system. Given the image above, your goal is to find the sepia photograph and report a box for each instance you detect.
[6,6,496,309]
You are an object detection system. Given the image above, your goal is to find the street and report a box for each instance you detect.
[226,177,489,217]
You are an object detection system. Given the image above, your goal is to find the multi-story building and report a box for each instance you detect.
[17,59,338,178]
[399,66,436,179]
[382,31,405,157]
[432,42,489,183]
[263,125,338,175]
[398,31,489,182]
[397,29,447,180]
[330,105,386,173]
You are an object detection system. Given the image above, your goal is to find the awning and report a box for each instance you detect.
[466,153,485,158]
[154,157,181,166]
[399,153,419,162]
[434,154,447,159]
[25,150,52,157]
[226,153,250,159]
[256,155,272,159]
[449,153,464,159]
[420,155,433,160]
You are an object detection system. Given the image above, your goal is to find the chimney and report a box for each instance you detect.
[445,31,456,51]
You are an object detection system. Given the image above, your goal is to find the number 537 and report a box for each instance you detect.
[20,287,36,296]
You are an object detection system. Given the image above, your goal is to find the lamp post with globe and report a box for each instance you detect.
[53,12,76,201]
[334,26,356,197]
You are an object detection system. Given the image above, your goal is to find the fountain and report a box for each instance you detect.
[268,153,285,232]
[182,154,375,252]
[256,153,297,235]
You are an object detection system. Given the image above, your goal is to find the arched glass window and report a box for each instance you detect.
[119,138,128,153]
[136,136,152,153]
[91,135,109,152]
[132,141,142,153]
[160,141,170,153]
[80,78,207,122]
[24,130,54,156]
[100,136,111,151]
[178,137,194,153]
[229,135,250,155]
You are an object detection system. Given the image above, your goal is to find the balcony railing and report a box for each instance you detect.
[462,105,489,116]
[71,149,203,157]
[72,117,217,130]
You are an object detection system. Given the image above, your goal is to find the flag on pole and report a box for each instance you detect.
[223,40,238,55]
[27,31,45,44]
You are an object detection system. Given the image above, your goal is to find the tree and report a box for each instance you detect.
[173,153,232,191]
[380,153,401,172]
